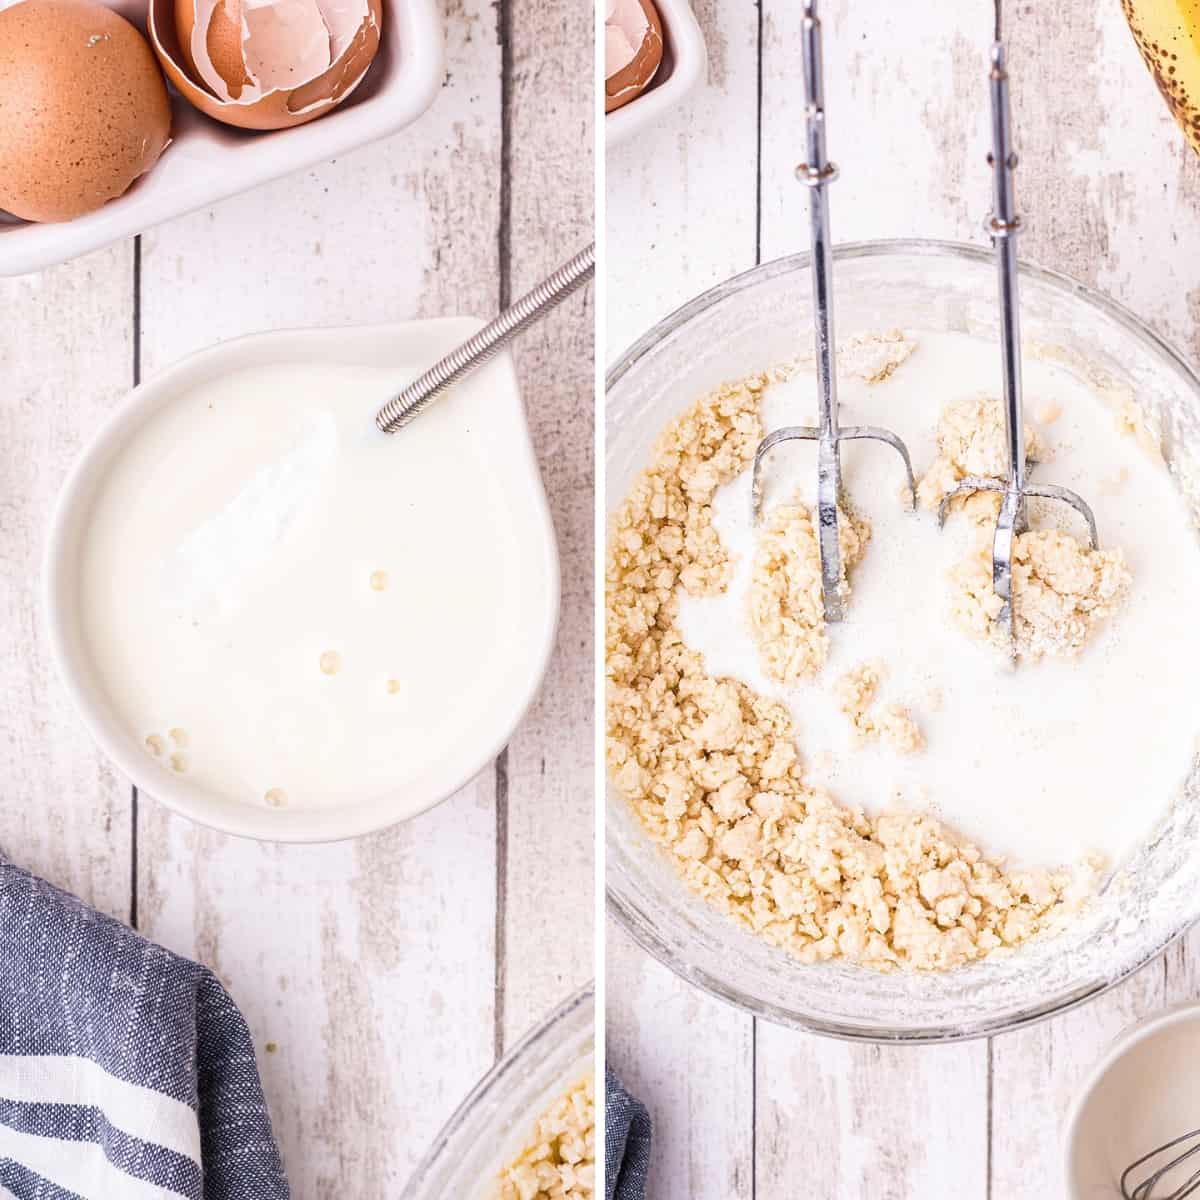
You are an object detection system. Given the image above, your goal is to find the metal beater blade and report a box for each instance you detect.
[750,0,916,623]
[935,19,1099,652]
[1120,1128,1200,1200]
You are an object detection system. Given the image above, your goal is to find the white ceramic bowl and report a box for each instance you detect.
[605,0,706,149]
[0,0,443,277]
[1064,1004,1200,1199]
[45,318,560,842]
[400,985,594,1200]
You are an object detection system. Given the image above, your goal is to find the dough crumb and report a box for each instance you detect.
[1036,400,1063,424]
[1115,399,1163,459]
[748,496,869,684]
[951,527,1132,659]
[917,396,1044,524]
[607,370,1095,972]
[835,662,925,753]
[493,1076,595,1200]
[1099,467,1130,495]
[839,330,917,383]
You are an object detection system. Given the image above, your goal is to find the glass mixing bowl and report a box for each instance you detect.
[606,240,1200,1042]
[399,984,594,1198]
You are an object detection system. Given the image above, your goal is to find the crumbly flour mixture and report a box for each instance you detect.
[747,495,867,684]
[493,1076,594,1200]
[835,663,924,754]
[607,330,1196,972]
[951,529,1131,659]
[918,396,1132,659]
[915,394,1045,521]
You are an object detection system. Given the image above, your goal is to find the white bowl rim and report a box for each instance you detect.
[605,237,1200,1043]
[1061,1001,1200,1199]
[44,319,561,843]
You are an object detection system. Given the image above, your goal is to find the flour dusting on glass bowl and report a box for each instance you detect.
[400,985,594,1199]
[606,242,1200,1041]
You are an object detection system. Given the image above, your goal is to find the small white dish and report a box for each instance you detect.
[1063,1003,1200,1198]
[0,0,443,277]
[44,319,560,843]
[605,0,706,149]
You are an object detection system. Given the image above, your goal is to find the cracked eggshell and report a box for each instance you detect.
[605,0,662,114]
[0,0,171,223]
[149,0,382,131]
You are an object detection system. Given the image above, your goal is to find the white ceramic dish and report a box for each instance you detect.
[0,0,443,277]
[400,985,594,1200]
[1064,1003,1200,1198]
[605,0,706,149]
[44,318,560,843]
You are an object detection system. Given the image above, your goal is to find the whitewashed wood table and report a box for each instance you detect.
[0,1,593,1194]
[605,1,1200,1195]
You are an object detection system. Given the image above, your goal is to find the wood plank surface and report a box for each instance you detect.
[604,2,761,1193]
[133,7,507,1188]
[0,246,134,920]
[604,0,760,357]
[604,0,1200,1195]
[988,4,1200,1194]
[607,925,755,1200]
[0,2,594,1196]
[501,0,597,1051]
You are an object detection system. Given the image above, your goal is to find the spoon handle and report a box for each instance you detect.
[375,242,596,433]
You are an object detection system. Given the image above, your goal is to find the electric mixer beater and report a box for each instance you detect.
[749,0,916,623]
[935,2,1101,653]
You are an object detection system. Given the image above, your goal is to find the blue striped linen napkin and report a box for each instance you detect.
[605,1068,651,1200]
[0,853,289,1199]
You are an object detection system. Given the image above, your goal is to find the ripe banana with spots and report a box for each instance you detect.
[1122,0,1200,155]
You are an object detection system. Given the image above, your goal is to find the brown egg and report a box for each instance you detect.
[605,0,664,114]
[151,0,383,132]
[0,0,171,224]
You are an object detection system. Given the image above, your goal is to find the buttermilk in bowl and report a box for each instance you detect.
[605,329,1200,971]
[67,354,555,830]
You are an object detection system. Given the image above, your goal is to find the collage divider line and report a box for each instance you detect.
[751,1017,758,1199]
[493,749,510,1062]
[592,11,608,1180]
[129,234,142,933]
[494,0,515,1063]
[986,1037,994,1199]
[752,8,765,1185]
[498,0,514,313]
[755,0,765,265]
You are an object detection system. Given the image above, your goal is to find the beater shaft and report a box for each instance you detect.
[936,29,1098,652]
[750,0,915,623]
[800,1,846,615]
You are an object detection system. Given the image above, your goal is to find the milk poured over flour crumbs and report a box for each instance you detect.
[678,330,1200,870]
[79,361,551,812]
[607,329,1200,970]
